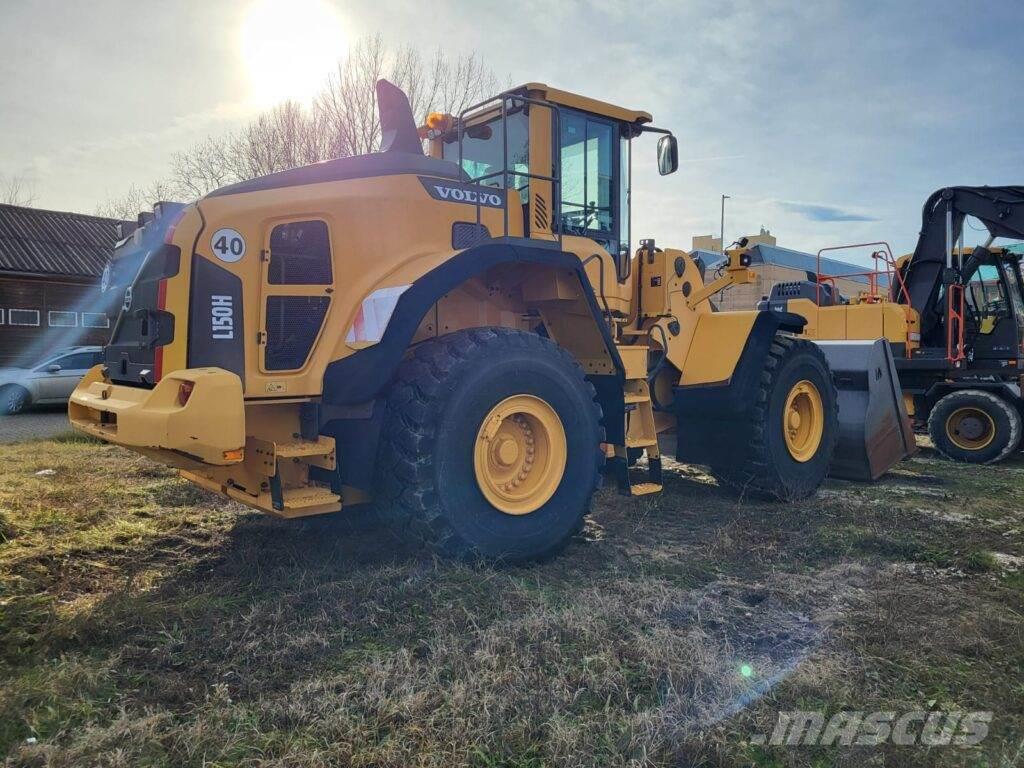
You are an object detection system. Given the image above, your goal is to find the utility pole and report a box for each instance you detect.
[720,194,730,254]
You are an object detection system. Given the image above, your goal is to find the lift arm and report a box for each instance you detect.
[685,248,756,310]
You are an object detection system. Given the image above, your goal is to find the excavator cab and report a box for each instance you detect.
[938,247,1024,363]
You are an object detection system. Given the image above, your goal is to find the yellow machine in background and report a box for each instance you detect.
[70,80,912,561]
[753,186,1024,464]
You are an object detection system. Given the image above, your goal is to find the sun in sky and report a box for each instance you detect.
[240,0,348,107]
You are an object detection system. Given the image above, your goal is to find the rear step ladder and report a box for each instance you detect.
[251,436,341,516]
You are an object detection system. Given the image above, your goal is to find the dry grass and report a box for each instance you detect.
[1,437,1022,767]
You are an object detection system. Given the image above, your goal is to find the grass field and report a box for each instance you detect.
[1,434,1022,767]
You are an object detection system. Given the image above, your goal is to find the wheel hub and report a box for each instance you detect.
[474,395,567,515]
[946,407,995,451]
[783,379,824,463]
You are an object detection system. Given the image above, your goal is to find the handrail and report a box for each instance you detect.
[814,241,909,304]
[812,241,915,358]
[456,90,564,249]
[946,283,966,364]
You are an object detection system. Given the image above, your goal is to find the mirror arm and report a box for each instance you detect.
[638,124,673,136]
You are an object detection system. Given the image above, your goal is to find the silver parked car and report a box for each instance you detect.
[0,346,104,415]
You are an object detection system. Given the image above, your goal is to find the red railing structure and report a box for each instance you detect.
[810,242,914,358]
[946,283,966,364]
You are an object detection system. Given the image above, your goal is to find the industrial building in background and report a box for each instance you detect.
[0,204,124,365]
[691,229,875,313]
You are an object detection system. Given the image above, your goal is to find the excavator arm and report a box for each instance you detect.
[901,186,1024,340]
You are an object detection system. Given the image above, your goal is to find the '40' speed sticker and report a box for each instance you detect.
[210,228,246,263]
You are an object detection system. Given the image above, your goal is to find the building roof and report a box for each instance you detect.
[0,204,126,280]
[695,244,887,286]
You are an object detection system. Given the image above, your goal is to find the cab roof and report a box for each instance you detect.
[516,83,652,125]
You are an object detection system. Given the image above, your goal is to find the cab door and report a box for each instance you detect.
[965,261,1017,361]
[258,218,335,374]
[1001,257,1024,357]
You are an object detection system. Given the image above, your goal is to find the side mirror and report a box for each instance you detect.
[657,134,679,176]
[46,364,62,373]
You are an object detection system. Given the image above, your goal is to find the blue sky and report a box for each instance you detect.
[1,0,1021,263]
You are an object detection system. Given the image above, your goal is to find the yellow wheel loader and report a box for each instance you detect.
[756,186,1024,464]
[70,80,912,561]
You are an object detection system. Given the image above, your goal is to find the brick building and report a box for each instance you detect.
[0,204,125,366]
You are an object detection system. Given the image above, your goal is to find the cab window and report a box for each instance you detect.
[1004,261,1024,322]
[558,110,629,259]
[441,108,530,200]
[966,263,1008,319]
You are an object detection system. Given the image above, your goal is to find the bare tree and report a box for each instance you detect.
[317,35,498,158]
[1,174,37,206]
[134,36,501,201]
[95,180,182,221]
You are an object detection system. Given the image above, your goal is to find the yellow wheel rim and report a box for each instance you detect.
[474,394,567,515]
[783,379,824,463]
[945,407,995,451]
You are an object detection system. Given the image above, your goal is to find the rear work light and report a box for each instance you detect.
[177,380,195,406]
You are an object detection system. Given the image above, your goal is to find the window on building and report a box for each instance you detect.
[8,309,40,327]
[48,310,79,328]
[267,220,333,285]
[81,312,110,329]
[0,309,4,325]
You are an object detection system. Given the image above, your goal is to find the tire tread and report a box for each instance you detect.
[711,336,839,500]
[375,327,604,561]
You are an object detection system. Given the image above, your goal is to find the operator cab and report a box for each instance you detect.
[933,246,1024,362]
[427,83,677,284]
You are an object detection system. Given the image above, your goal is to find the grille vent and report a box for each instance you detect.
[533,194,549,230]
[264,296,330,370]
[451,222,491,250]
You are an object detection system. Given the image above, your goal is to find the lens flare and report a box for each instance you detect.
[239,0,347,107]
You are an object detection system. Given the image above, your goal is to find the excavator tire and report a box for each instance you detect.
[927,389,1021,464]
[711,336,839,501]
[375,327,604,562]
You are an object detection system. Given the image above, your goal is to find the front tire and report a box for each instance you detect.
[711,336,839,500]
[927,389,1021,464]
[375,328,603,562]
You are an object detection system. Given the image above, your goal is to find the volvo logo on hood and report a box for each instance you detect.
[122,286,133,312]
[418,177,504,208]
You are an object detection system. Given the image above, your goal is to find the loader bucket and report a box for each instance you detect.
[814,340,916,480]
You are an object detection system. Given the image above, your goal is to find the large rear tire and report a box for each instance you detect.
[375,328,603,562]
[927,389,1021,464]
[710,336,839,500]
